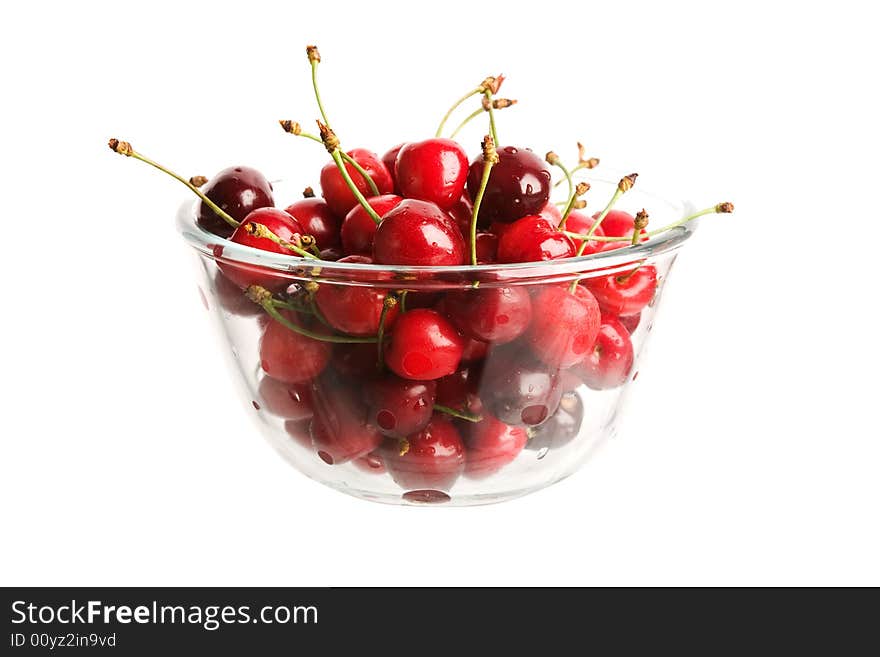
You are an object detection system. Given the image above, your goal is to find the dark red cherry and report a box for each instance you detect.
[526,285,601,369]
[365,375,437,438]
[385,309,464,380]
[259,311,331,384]
[372,199,466,266]
[340,194,402,256]
[198,165,274,238]
[395,138,469,210]
[564,210,606,256]
[219,207,305,291]
[384,416,465,491]
[594,209,647,242]
[482,349,562,427]
[382,143,407,193]
[331,342,379,378]
[284,197,341,249]
[444,286,532,344]
[496,215,576,264]
[447,195,474,236]
[583,266,658,316]
[460,337,489,363]
[464,412,528,477]
[466,146,552,224]
[319,148,394,218]
[576,316,634,390]
[525,390,583,451]
[436,365,483,411]
[310,373,382,465]
[319,247,343,261]
[314,256,399,336]
[618,312,642,334]
[474,232,499,264]
[213,270,262,317]
[256,376,313,421]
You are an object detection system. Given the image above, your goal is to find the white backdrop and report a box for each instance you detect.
[1,0,877,586]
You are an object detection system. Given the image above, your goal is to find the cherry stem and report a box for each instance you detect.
[282,125,380,196]
[450,107,483,139]
[483,91,499,146]
[616,263,643,284]
[547,154,576,228]
[308,49,331,128]
[435,88,482,137]
[375,295,398,371]
[247,286,379,344]
[330,147,382,224]
[398,290,408,313]
[434,404,483,423]
[563,203,733,244]
[107,139,238,229]
[244,222,320,260]
[470,135,499,266]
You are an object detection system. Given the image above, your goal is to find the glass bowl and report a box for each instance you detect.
[177,175,696,506]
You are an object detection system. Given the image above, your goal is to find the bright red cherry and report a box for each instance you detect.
[583,266,658,316]
[464,412,528,477]
[340,194,403,256]
[444,287,532,344]
[496,215,576,264]
[319,148,393,218]
[218,207,305,291]
[198,166,274,238]
[382,143,407,193]
[314,255,399,336]
[384,416,465,491]
[284,197,341,249]
[564,210,606,256]
[576,316,634,390]
[259,312,331,384]
[310,374,382,465]
[619,312,641,334]
[537,201,562,226]
[372,199,466,266]
[595,209,647,242]
[256,376,313,421]
[395,138,469,210]
[526,285,601,369]
[365,376,437,438]
[466,146,552,224]
[482,349,562,426]
[385,309,464,381]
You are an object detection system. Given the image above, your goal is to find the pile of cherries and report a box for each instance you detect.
[111,45,730,496]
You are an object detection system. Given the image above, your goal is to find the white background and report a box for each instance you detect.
[1,0,877,586]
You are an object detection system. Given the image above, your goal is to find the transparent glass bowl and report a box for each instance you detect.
[178,177,696,506]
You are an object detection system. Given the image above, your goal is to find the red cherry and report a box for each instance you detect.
[314,255,399,336]
[474,232,499,264]
[219,207,304,291]
[564,210,606,256]
[256,376,313,421]
[464,412,528,477]
[576,316,634,390]
[319,148,393,217]
[482,348,562,426]
[526,285,601,369]
[583,266,658,316]
[198,166,274,238]
[259,312,331,384]
[384,416,465,491]
[331,342,379,378]
[310,374,383,465]
[385,309,464,380]
[460,337,489,363]
[340,194,403,256]
[436,365,483,411]
[537,201,562,226]
[619,312,641,334]
[444,286,532,344]
[382,143,407,193]
[594,209,647,242]
[284,197,341,249]
[365,376,437,438]
[395,138,469,210]
[372,199,466,266]
[496,215,576,264]
[213,270,262,317]
[466,145,552,224]
[446,195,474,236]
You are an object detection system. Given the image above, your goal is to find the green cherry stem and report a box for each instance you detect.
[483,91,499,146]
[306,46,330,127]
[575,173,638,257]
[107,139,239,229]
[450,107,483,139]
[470,135,499,266]
[247,286,379,344]
[279,121,379,196]
[315,121,382,225]
[243,222,320,260]
[436,88,483,137]
[434,404,483,423]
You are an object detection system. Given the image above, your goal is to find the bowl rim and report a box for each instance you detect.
[176,174,698,279]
